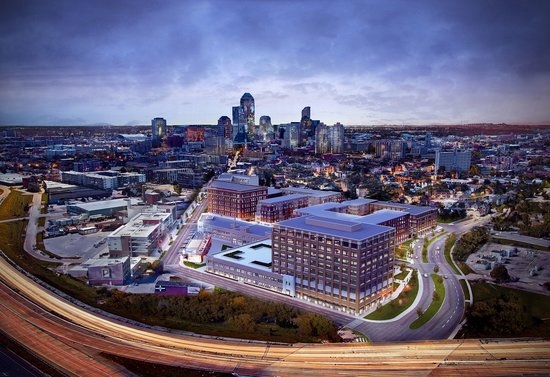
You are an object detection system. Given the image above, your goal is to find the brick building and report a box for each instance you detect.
[207,180,267,220]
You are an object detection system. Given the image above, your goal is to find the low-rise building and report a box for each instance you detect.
[87,257,130,286]
[206,240,290,294]
[107,208,175,258]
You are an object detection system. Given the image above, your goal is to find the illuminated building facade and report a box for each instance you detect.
[185,126,205,142]
[218,116,232,141]
[255,194,309,223]
[207,179,267,220]
[315,122,344,154]
[240,92,255,135]
[373,139,406,159]
[151,117,167,146]
[272,216,395,314]
[259,115,273,141]
[435,149,472,173]
[280,122,300,149]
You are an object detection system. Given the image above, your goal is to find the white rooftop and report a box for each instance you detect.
[68,198,138,211]
[213,240,273,272]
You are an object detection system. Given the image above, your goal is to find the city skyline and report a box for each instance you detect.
[1,0,550,126]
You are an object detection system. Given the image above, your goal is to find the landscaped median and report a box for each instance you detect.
[410,274,445,329]
[421,232,448,263]
[365,271,419,320]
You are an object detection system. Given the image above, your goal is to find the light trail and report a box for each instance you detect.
[1,255,549,376]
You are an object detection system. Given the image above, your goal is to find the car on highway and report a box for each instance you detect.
[423,273,428,278]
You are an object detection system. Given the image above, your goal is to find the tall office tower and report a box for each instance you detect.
[151,117,167,147]
[425,132,432,148]
[259,115,273,142]
[272,216,395,314]
[315,122,344,154]
[240,92,255,135]
[232,106,240,138]
[315,123,329,154]
[300,106,313,144]
[281,122,300,149]
[218,116,232,141]
[330,122,345,154]
[435,149,472,173]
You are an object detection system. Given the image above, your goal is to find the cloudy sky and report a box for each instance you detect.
[1,0,549,126]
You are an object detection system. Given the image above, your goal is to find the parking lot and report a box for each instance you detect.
[44,232,109,259]
[466,242,550,294]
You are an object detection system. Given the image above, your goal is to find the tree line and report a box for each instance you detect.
[99,287,339,342]
[453,227,491,262]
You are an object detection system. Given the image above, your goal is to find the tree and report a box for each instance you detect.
[490,265,510,283]
[416,307,424,317]
[151,260,163,274]
[172,182,182,195]
[433,265,439,273]
[227,313,256,333]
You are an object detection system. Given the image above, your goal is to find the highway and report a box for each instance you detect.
[2,252,550,376]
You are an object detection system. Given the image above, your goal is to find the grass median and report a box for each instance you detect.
[410,274,445,330]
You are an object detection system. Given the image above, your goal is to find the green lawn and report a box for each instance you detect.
[444,234,460,274]
[0,189,33,220]
[394,268,409,281]
[366,273,419,320]
[409,274,445,329]
[183,261,205,269]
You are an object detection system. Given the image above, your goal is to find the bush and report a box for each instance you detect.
[490,265,511,283]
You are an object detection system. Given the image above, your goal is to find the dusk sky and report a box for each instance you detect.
[1,0,549,126]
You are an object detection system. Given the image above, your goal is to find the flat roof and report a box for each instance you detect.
[281,187,341,198]
[0,173,26,184]
[344,198,378,206]
[109,211,171,238]
[44,180,77,189]
[68,198,138,211]
[213,240,273,272]
[258,193,308,204]
[84,257,129,267]
[357,209,408,224]
[373,202,436,215]
[276,216,393,241]
[199,213,272,237]
[209,179,265,192]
